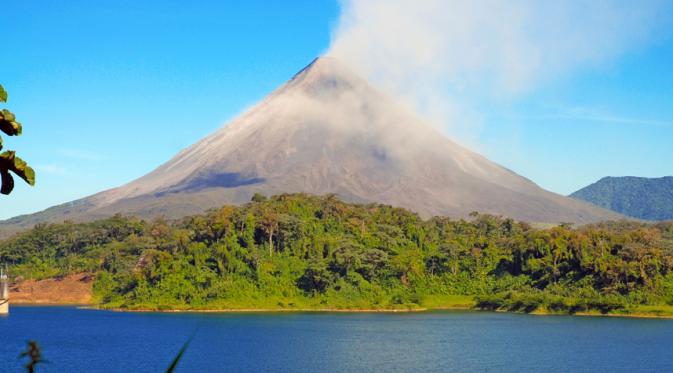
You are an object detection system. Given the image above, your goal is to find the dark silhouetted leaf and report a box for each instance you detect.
[165,336,194,373]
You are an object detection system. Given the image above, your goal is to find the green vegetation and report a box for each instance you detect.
[2,194,673,315]
[571,176,673,221]
[0,84,35,195]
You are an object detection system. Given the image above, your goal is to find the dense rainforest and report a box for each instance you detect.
[2,194,673,315]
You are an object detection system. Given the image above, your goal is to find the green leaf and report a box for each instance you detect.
[12,154,35,186]
[24,165,35,186]
[0,110,22,136]
[0,84,34,196]
[0,109,15,122]
[0,151,35,190]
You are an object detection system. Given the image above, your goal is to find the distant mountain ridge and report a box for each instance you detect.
[0,57,621,234]
[570,176,673,221]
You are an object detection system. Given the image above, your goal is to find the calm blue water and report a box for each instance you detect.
[1,306,672,372]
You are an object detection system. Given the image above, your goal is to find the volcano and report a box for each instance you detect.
[2,57,621,231]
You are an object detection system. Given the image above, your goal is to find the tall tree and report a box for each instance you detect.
[0,84,35,195]
[259,207,279,256]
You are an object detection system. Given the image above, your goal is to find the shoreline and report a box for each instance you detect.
[10,300,673,319]
[100,307,435,313]
[70,304,673,319]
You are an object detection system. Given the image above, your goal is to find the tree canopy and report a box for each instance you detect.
[2,194,672,314]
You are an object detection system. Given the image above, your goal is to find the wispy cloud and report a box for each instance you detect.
[497,107,673,128]
[555,114,673,127]
[57,148,106,161]
[35,164,69,176]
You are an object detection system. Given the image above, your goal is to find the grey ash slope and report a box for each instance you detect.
[571,176,673,221]
[1,57,621,231]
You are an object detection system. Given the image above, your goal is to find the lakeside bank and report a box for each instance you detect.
[8,274,673,319]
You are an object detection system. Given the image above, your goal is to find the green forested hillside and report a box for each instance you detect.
[2,194,673,315]
[571,176,673,221]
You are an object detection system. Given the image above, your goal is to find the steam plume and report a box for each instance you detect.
[328,0,672,144]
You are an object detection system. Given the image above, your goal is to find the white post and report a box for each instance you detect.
[0,266,8,315]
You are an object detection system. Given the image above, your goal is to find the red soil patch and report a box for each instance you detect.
[9,273,94,305]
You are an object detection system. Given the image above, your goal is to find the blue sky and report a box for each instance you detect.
[1,0,672,219]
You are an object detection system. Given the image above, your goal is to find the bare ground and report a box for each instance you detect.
[9,273,94,305]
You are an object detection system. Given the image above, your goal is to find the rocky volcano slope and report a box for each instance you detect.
[1,57,622,232]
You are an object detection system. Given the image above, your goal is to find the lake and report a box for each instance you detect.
[1,306,672,372]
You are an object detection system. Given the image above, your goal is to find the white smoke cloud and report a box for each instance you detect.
[328,0,673,145]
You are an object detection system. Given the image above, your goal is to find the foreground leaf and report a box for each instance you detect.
[0,151,35,194]
[0,109,22,136]
[0,168,13,194]
[165,336,194,373]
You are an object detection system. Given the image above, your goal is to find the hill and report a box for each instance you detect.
[0,57,621,234]
[570,176,673,221]
[1,194,671,315]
